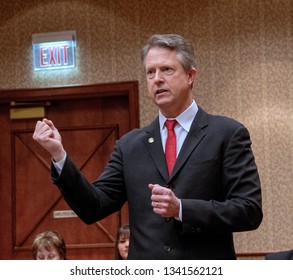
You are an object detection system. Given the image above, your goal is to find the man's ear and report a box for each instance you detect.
[188,68,197,86]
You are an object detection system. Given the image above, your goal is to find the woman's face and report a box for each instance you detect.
[36,246,62,260]
[117,235,129,260]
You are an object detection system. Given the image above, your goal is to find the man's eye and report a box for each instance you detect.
[164,67,174,74]
[147,70,155,78]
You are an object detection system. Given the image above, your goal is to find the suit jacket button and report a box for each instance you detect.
[196,227,202,233]
[164,245,171,252]
[191,227,202,233]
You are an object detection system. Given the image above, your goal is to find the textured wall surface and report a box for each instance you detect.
[0,0,292,256]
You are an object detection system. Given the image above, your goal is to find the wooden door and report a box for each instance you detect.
[0,81,139,260]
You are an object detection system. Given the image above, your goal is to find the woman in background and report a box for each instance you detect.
[115,224,130,260]
[32,230,67,260]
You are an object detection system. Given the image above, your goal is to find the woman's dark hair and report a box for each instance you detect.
[115,224,130,260]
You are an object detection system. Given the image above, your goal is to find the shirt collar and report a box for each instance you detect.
[159,100,198,132]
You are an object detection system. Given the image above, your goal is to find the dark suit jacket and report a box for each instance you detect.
[52,107,263,259]
[265,249,293,260]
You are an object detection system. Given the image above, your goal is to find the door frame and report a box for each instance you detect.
[0,81,139,259]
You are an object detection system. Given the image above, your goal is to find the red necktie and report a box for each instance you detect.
[165,119,177,175]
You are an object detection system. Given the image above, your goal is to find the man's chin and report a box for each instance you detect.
[154,95,172,105]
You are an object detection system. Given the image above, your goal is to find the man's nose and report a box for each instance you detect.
[154,70,164,82]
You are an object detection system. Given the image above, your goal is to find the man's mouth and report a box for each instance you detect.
[156,89,168,95]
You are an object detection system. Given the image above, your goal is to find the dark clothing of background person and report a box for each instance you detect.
[265,249,293,260]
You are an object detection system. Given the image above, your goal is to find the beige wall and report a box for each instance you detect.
[1,0,292,256]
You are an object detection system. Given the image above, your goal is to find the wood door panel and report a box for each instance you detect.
[0,81,139,259]
[12,125,118,250]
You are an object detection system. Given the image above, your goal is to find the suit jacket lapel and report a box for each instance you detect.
[143,108,209,182]
[171,107,208,179]
[143,118,169,181]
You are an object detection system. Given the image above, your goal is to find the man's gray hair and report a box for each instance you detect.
[141,34,197,72]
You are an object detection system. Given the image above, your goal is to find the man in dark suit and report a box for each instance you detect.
[33,34,263,259]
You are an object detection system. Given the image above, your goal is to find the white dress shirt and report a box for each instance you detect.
[159,100,198,221]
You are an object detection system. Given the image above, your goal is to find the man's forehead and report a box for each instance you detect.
[145,48,179,65]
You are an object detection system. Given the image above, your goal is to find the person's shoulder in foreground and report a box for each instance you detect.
[265,249,293,260]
